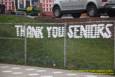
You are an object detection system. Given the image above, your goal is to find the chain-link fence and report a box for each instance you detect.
[66,21,114,70]
[0,23,25,64]
[0,21,114,71]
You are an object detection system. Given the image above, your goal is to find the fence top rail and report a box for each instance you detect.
[0,23,65,25]
[0,37,24,40]
[0,20,115,25]
[65,21,115,24]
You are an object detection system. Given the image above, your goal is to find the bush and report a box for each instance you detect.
[26,6,41,16]
[17,9,26,11]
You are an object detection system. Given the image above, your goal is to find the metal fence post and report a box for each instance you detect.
[64,23,67,68]
[24,25,27,65]
[113,21,115,75]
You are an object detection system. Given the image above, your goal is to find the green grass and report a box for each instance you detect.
[67,39,113,69]
[0,15,114,74]
[0,15,38,23]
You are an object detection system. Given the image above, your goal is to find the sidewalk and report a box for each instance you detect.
[0,63,114,77]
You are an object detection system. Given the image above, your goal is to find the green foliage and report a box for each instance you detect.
[17,9,26,11]
[26,6,41,16]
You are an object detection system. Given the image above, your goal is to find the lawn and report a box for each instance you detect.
[0,15,38,23]
[0,15,114,74]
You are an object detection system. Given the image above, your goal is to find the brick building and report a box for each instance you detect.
[2,0,14,11]
[16,0,39,9]
[0,0,54,16]
[0,0,39,11]
[40,0,54,16]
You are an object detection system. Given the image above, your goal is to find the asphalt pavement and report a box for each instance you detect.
[0,63,114,77]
